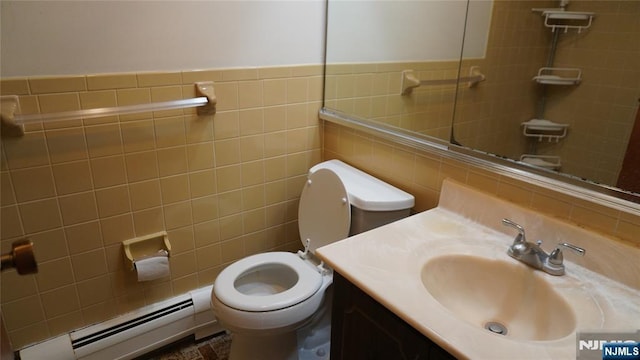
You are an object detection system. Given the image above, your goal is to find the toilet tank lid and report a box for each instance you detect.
[309,160,415,211]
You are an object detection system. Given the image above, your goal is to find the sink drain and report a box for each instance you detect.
[484,321,508,335]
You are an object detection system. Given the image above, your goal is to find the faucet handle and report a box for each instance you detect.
[501,218,526,243]
[549,242,585,266]
[558,242,586,256]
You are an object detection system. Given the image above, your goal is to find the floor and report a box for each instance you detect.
[138,332,232,360]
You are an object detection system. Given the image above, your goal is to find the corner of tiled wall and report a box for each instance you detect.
[0,64,324,349]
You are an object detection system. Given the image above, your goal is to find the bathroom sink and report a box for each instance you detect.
[421,254,576,341]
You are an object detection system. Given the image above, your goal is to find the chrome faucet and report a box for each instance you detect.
[502,218,585,276]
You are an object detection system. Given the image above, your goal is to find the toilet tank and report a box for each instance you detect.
[309,160,414,235]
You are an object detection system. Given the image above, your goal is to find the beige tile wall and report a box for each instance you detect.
[542,0,640,184]
[0,65,323,348]
[323,121,640,248]
[454,0,552,157]
[457,0,640,185]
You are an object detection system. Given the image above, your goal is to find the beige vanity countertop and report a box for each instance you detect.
[315,180,640,360]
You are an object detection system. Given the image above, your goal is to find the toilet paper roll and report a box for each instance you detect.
[135,254,170,282]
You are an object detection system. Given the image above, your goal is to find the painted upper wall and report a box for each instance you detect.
[0,1,326,77]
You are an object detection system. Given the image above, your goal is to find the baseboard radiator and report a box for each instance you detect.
[19,285,224,360]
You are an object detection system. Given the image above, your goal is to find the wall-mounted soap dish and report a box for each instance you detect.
[520,154,562,170]
[533,67,582,85]
[522,119,569,142]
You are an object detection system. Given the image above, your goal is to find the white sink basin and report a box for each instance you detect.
[421,254,576,341]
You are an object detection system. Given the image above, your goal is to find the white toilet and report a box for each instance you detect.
[210,160,414,360]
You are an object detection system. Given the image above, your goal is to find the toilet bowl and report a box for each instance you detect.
[211,160,414,360]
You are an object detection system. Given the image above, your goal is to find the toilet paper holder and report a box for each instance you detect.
[122,231,171,270]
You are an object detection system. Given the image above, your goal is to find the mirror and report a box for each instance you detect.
[452,0,639,192]
[324,0,493,142]
[324,0,639,204]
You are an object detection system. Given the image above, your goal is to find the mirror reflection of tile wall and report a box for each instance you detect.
[325,0,639,189]
[543,0,639,185]
[455,0,640,187]
[453,0,552,157]
[324,62,461,142]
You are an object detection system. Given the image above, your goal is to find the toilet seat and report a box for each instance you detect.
[298,168,351,253]
[214,252,323,312]
[215,168,349,313]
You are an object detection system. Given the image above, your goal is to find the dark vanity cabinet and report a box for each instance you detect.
[330,272,457,360]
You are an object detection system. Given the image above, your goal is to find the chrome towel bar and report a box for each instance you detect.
[3,81,216,126]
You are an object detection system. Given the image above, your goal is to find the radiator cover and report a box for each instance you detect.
[19,286,222,360]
